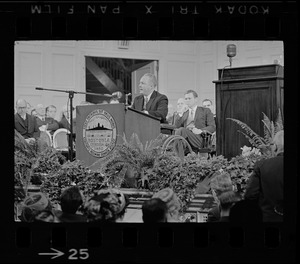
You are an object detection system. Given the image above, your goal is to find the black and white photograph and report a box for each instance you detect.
[14,40,284,224]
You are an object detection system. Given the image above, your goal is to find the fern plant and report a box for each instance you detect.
[98,133,168,188]
[227,108,283,157]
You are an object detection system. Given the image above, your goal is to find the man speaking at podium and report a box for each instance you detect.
[131,73,168,123]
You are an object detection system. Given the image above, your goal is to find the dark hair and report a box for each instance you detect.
[185,90,198,98]
[60,186,83,214]
[142,198,168,223]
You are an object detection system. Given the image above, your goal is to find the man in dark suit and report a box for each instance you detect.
[244,130,284,222]
[15,99,40,145]
[45,105,59,135]
[131,73,168,123]
[174,90,216,151]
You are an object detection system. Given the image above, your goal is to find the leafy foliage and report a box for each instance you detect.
[40,160,108,204]
[98,133,168,189]
[227,108,283,157]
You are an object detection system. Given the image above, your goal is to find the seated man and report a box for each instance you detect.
[45,105,59,135]
[202,98,216,154]
[58,105,76,132]
[174,90,216,152]
[35,104,47,130]
[171,97,188,125]
[14,99,40,145]
[131,73,168,123]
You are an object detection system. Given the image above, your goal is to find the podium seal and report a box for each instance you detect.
[83,108,117,158]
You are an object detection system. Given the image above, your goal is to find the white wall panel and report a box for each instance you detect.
[52,54,75,88]
[167,60,195,102]
[139,41,161,53]
[167,41,196,56]
[17,52,42,86]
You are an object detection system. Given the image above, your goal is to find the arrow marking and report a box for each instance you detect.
[38,248,64,259]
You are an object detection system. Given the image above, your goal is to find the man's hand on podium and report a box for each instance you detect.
[143,110,149,115]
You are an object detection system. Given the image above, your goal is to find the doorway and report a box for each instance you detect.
[85,57,158,105]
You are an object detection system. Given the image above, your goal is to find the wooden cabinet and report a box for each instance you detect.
[213,64,284,159]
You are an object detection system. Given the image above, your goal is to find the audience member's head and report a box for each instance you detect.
[35,104,46,117]
[46,105,57,119]
[60,186,83,214]
[152,188,181,222]
[139,73,157,96]
[16,99,28,118]
[210,172,241,210]
[272,130,284,154]
[20,192,53,222]
[142,198,168,223]
[184,90,198,108]
[82,188,128,222]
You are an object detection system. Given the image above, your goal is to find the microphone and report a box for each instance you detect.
[227,44,236,58]
[36,87,43,90]
[125,93,131,106]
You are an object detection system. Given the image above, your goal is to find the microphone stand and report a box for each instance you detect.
[36,87,113,161]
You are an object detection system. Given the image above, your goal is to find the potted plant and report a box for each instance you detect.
[227,108,283,157]
[97,133,168,189]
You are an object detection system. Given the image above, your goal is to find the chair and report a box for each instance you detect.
[162,135,193,159]
[160,123,176,135]
[39,130,53,147]
[52,128,70,151]
[197,131,215,158]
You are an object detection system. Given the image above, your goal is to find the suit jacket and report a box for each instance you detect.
[174,106,216,133]
[131,90,168,123]
[35,116,46,128]
[45,117,59,134]
[59,116,76,133]
[244,153,283,222]
[14,113,40,139]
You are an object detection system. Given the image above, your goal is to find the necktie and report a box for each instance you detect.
[143,97,148,110]
[186,108,194,127]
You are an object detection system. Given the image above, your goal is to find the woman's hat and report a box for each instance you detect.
[82,188,127,221]
[152,188,181,213]
[20,192,52,222]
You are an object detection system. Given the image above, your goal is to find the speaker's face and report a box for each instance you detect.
[138,75,153,96]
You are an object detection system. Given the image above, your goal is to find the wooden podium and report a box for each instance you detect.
[213,64,284,159]
[76,104,161,169]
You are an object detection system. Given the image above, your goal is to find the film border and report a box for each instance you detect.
[1,0,297,262]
